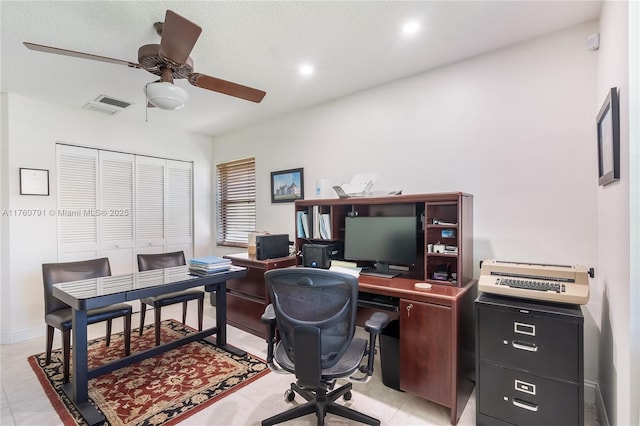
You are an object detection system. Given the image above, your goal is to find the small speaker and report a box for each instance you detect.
[256,234,290,260]
[302,244,330,269]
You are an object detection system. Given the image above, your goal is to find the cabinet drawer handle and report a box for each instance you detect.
[512,398,538,412]
[512,341,538,352]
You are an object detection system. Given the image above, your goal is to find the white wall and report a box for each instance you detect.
[629,2,640,424]
[596,2,637,425]
[0,93,214,344]
[212,22,601,380]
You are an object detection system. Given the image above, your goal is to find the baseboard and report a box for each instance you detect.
[0,324,43,344]
[585,380,610,426]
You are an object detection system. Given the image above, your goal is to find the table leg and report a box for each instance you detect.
[215,283,227,346]
[61,307,105,425]
[71,307,88,403]
[211,282,246,357]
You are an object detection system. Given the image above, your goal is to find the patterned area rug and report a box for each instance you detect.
[28,319,269,426]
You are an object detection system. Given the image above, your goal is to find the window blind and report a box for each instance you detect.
[216,157,256,247]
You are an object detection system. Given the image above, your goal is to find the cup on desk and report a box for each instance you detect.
[427,244,433,253]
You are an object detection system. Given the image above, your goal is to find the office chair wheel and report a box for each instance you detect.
[344,391,352,401]
[284,389,295,402]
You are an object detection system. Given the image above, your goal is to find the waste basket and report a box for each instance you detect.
[379,319,402,391]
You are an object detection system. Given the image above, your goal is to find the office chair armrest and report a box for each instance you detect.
[261,304,280,369]
[364,311,389,335]
[261,304,276,324]
[355,311,390,381]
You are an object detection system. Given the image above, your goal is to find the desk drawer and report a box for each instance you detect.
[478,305,580,382]
[226,267,268,300]
[226,292,267,338]
[478,362,580,426]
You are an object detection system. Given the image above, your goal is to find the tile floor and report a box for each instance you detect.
[1,303,598,425]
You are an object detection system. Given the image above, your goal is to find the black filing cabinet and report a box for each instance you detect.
[475,293,584,426]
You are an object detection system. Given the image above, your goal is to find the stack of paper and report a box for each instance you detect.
[188,256,232,276]
[329,260,361,278]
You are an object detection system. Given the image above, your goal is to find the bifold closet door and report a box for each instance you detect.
[57,145,193,272]
[57,145,100,262]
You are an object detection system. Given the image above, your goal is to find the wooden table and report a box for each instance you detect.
[52,265,247,425]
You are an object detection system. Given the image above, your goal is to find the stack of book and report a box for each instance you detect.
[188,256,232,276]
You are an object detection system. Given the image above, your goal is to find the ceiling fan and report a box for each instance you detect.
[23,9,266,110]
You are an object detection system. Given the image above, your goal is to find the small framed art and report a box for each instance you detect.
[19,168,50,196]
[271,168,304,203]
[596,87,620,186]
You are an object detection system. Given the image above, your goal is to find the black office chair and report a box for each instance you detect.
[42,257,132,383]
[261,267,389,426]
[137,251,204,346]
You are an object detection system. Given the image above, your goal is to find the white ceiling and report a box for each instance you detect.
[1,1,602,137]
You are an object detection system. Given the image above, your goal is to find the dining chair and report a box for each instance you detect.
[137,251,204,346]
[42,257,132,383]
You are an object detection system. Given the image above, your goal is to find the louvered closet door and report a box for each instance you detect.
[57,145,99,261]
[136,156,166,254]
[100,151,135,274]
[166,160,193,259]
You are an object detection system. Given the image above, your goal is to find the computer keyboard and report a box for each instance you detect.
[357,291,399,311]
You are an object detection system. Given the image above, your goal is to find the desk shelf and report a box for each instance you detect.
[294,192,473,287]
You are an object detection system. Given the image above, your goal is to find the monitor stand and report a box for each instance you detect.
[359,262,399,279]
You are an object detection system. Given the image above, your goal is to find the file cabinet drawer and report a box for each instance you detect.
[478,362,580,426]
[478,303,580,382]
[475,293,584,426]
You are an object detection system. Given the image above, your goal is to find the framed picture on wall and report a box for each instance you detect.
[271,168,304,203]
[19,167,49,195]
[596,87,620,186]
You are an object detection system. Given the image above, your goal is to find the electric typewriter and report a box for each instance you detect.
[478,259,592,305]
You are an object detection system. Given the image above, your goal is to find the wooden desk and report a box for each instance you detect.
[52,265,247,426]
[221,253,297,338]
[358,276,477,425]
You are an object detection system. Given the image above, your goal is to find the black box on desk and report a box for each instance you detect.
[256,234,290,260]
[302,243,343,269]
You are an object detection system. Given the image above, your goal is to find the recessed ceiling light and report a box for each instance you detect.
[299,64,314,76]
[402,21,420,36]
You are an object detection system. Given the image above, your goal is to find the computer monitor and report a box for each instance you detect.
[344,216,417,278]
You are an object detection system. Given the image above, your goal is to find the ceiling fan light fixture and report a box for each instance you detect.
[145,81,189,110]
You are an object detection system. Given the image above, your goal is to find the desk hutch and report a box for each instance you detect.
[295,192,476,424]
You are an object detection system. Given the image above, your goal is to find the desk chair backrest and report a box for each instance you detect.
[137,251,186,272]
[42,257,112,315]
[266,268,358,373]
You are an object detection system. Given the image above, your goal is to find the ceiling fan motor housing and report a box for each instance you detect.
[138,44,193,80]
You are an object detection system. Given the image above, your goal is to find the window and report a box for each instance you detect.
[216,157,256,247]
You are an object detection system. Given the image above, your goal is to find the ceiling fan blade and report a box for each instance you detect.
[189,73,266,103]
[23,42,141,68]
[159,10,202,65]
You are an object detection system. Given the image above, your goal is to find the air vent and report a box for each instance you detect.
[82,95,134,115]
[82,103,121,115]
[95,95,133,109]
